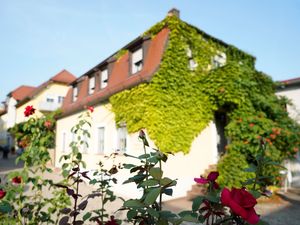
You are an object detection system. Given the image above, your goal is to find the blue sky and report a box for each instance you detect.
[0,0,300,102]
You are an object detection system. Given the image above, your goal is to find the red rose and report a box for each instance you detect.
[221,187,259,224]
[12,176,22,185]
[44,120,52,128]
[194,171,219,189]
[0,189,6,199]
[24,105,35,117]
[85,106,94,113]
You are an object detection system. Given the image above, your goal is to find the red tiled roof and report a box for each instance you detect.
[61,28,170,117]
[51,69,77,84]
[280,77,300,84]
[16,69,76,107]
[9,85,36,101]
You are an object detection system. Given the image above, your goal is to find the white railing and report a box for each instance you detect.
[38,101,62,112]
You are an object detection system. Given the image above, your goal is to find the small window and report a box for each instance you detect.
[186,47,198,70]
[46,98,54,103]
[62,132,67,152]
[117,124,127,152]
[212,52,226,69]
[89,76,95,95]
[97,127,105,153]
[73,86,78,102]
[58,96,64,103]
[81,135,88,153]
[100,69,108,89]
[131,47,143,74]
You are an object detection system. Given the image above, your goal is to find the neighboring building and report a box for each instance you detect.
[0,69,76,148]
[277,77,300,122]
[14,70,76,124]
[55,9,256,199]
[0,85,35,147]
[277,77,300,187]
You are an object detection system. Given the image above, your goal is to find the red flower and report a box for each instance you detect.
[249,123,255,128]
[221,187,259,224]
[87,106,94,113]
[24,105,35,117]
[105,216,119,225]
[12,176,22,185]
[0,189,6,199]
[270,134,276,140]
[194,171,219,189]
[44,120,52,128]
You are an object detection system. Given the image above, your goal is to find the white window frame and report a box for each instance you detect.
[46,94,55,103]
[186,47,198,70]
[58,96,64,103]
[62,131,67,152]
[100,69,108,89]
[88,76,95,95]
[117,123,127,152]
[69,132,76,153]
[96,126,105,154]
[212,52,226,69]
[131,47,143,74]
[73,86,78,102]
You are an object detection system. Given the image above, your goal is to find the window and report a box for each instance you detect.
[62,132,67,152]
[46,97,54,103]
[117,124,127,151]
[97,127,105,153]
[212,52,226,69]
[73,86,78,102]
[58,96,64,103]
[186,47,198,70]
[89,76,95,95]
[81,135,88,153]
[100,69,108,89]
[131,47,143,74]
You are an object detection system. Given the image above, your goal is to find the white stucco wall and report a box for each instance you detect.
[6,97,17,128]
[55,103,217,200]
[277,87,300,122]
[16,83,70,124]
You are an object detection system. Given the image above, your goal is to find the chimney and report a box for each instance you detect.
[167,8,180,18]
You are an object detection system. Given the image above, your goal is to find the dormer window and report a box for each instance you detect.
[88,76,95,95]
[131,47,143,74]
[73,86,78,102]
[212,52,226,69]
[187,47,198,70]
[100,69,108,89]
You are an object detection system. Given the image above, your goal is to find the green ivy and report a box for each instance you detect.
[109,15,300,186]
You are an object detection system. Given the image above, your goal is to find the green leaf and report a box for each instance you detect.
[160,177,173,186]
[249,190,261,199]
[140,179,159,187]
[144,187,161,205]
[0,202,13,213]
[149,167,163,180]
[123,163,136,169]
[83,212,92,221]
[127,210,137,220]
[123,199,144,208]
[256,219,270,225]
[147,208,159,218]
[163,188,173,196]
[244,164,257,172]
[192,196,204,211]
[138,153,150,159]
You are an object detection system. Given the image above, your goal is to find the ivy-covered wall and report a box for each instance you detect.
[110,15,300,186]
